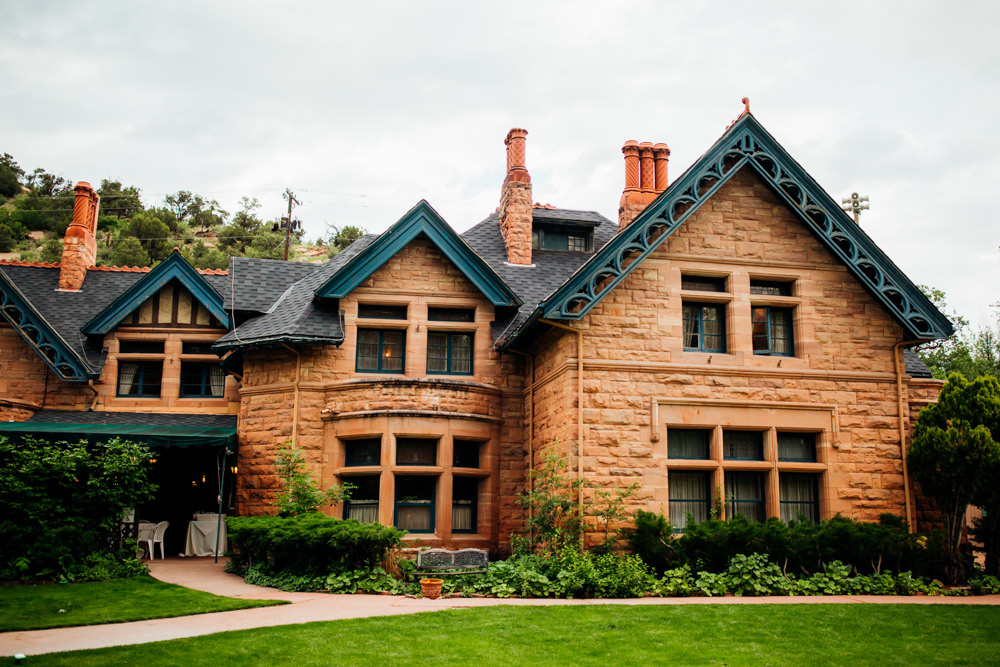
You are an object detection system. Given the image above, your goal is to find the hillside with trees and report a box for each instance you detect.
[0,152,363,270]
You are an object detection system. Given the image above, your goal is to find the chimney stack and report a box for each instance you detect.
[59,181,100,291]
[498,128,533,265]
[618,140,670,230]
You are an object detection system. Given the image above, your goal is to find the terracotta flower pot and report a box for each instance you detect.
[420,578,443,599]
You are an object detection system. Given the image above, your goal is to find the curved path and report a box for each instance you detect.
[3,557,999,657]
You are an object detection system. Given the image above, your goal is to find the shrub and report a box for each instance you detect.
[724,553,793,596]
[969,574,1000,595]
[226,514,403,576]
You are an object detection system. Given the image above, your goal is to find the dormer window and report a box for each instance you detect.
[531,226,593,252]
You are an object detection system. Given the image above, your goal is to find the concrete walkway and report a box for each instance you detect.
[4,557,1000,657]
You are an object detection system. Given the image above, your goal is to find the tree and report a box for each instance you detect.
[109,236,151,268]
[0,153,24,199]
[917,286,1000,380]
[326,224,366,256]
[0,210,27,252]
[123,210,172,262]
[164,190,195,221]
[98,179,143,219]
[25,167,71,197]
[272,443,351,517]
[182,241,230,271]
[217,196,264,252]
[908,374,1000,583]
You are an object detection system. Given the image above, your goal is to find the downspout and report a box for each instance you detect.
[539,319,585,536]
[506,348,535,535]
[281,344,301,445]
[87,379,100,411]
[894,339,924,534]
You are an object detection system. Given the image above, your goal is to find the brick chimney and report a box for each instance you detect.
[499,128,533,266]
[618,140,670,230]
[59,181,100,291]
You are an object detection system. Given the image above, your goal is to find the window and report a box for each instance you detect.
[682,303,725,352]
[358,304,407,319]
[117,360,162,397]
[724,431,764,460]
[344,475,380,524]
[750,279,793,296]
[356,329,405,372]
[428,307,474,322]
[180,362,226,397]
[669,471,710,531]
[120,340,164,354]
[778,433,817,462]
[752,307,793,356]
[344,438,381,466]
[427,332,473,375]
[452,477,479,533]
[725,471,765,522]
[453,439,481,468]
[181,341,215,355]
[531,227,593,252]
[780,473,819,523]
[395,476,435,532]
[681,275,726,292]
[396,438,437,466]
[668,429,710,459]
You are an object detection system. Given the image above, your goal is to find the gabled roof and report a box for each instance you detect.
[0,267,97,380]
[529,113,953,342]
[315,200,521,308]
[82,250,229,335]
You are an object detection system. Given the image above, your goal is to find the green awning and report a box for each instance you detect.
[0,422,237,449]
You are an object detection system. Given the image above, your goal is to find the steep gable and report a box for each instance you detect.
[530,114,952,343]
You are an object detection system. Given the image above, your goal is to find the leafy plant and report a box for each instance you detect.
[273,443,353,517]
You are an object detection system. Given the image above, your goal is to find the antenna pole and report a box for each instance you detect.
[282,189,302,260]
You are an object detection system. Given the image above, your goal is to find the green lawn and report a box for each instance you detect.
[20,604,1000,666]
[0,576,285,631]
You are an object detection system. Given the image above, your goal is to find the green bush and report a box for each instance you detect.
[969,574,1000,595]
[226,514,404,576]
[0,436,156,581]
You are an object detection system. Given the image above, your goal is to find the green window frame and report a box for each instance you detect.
[669,470,710,531]
[531,227,593,252]
[117,360,163,397]
[179,362,226,397]
[426,332,473,375]
[343,475,380,524]
[452,477,479,534]
[725,471,766,522]
[682,303,725,352]
[667,429,710,459]
[344,438,381,467]
[394,475,435,533]
[752,306,793,356]
[780,473,819,523]
[356,329,405,373]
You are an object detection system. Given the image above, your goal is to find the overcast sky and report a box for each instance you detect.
[3,1,997,324]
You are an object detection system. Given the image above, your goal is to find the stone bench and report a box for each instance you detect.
[414,548,489,578]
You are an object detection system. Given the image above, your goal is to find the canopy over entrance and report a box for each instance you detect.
[0,411,237,448]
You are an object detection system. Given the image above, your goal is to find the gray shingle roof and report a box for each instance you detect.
[219,258,321,313]
[26,410,237,428]
[213,235,378,349]
[904,348,934,378]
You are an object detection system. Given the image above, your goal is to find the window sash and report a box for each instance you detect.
[117,360,162,397]
[180,362,225,397]
[356,329,405,372]
[427,332,472,375]
[668,429,710,459]
[725,472,765,522]
[682,303,725,352]
[780,473,819,523]
[723,431,764,460]
[777,433,817,462]
[669,471,710,530]
[752,306,793,356]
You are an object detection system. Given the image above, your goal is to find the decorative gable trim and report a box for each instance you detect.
[537,114,953,341]
[315,200,521,307]
[0,270,96,380]
[82,250,229,335]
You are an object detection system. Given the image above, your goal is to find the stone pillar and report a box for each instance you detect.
[59,182,100,291]
[499,128,533,266]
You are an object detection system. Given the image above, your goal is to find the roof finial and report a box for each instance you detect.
[742,97,751,116]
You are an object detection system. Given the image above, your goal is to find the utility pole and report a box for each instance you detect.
[841,192,869,225]
[282,189,301,261]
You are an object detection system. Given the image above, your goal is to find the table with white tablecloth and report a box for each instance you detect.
[183,515,227,557]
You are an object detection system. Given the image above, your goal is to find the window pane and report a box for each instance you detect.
[725,471,765,522]
[119,340,164,354]
[452,477,478,532]
[120,360,161,397]
[771,309,792,355]
[682,304,700,349]
[345,438,381,466]
[750,280,792,296]
[358,304,407,319]
[778,433,816,462]
[427,307,474,322]
[453,439,481,468]
[344,475,380,524]
[426,333,448,372]
[450,334,472,374]
[668,429,709,459]
[182,341,215,355]
[395,476,435,532]
[724,431,764,460]
[396,438,437,465]
[381,331,404,371]
[681,276,725,292]
[780,473,818,523]
[669,471,709,530]
[357,330,380,370]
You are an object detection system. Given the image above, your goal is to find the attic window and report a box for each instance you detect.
[428,307,474,322]
[681,275,726,293]
[531,226,593,252]
[358,304,407,320]
[750,280,793,297]
[182,342,216,355]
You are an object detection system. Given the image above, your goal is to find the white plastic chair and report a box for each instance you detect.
[142,521,169,559]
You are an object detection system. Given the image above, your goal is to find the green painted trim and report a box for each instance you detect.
[315,200,520,307]
[0,270,96,380]
[535,114,953,341]
[82,250,230,335]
